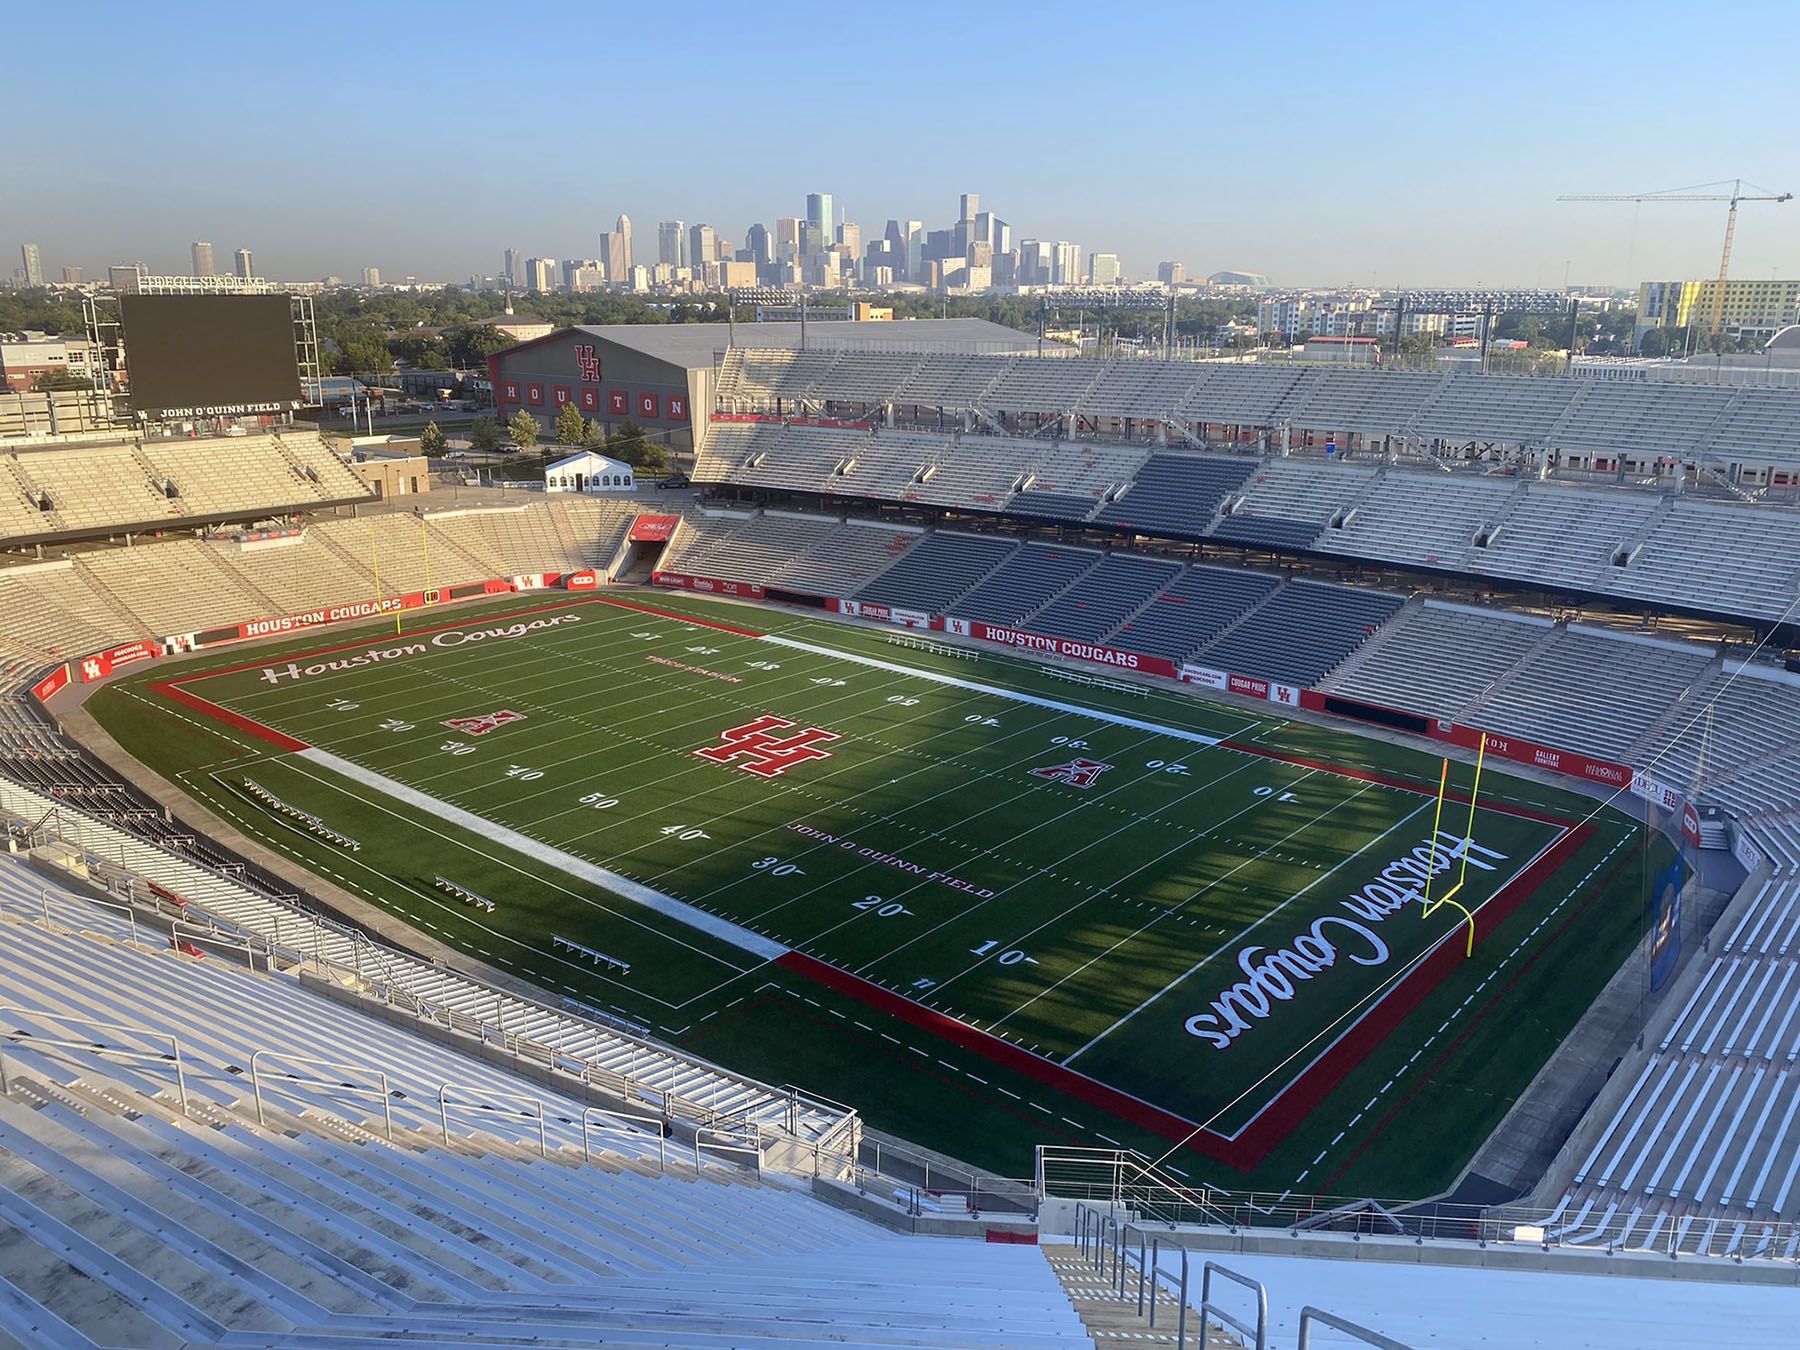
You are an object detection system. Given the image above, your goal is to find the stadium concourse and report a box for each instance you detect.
[1,341,1799,1346]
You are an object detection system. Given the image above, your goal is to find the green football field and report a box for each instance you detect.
[90,589,1662,1196]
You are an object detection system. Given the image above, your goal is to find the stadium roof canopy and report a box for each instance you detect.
[566,317,1040,371]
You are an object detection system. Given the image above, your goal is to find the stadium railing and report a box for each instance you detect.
[0,773,861,1181]
[1037,1146,1800,1265]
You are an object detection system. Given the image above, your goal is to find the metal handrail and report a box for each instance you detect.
[1201,1259,1268,1350]
[695,1126,762,1178]
[250,1049,394,1139]
[1298,1306,1415,1349]
[438,1081,547,1158]
[0,1005,189,1115]
[581,1104,667,1174]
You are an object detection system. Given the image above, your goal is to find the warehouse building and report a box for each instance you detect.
[487,318,1039,457]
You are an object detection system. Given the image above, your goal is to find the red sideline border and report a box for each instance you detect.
[137,589,1598,1170]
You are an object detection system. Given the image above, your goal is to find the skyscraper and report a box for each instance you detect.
[605,214,632,283]
[191,242,215,278]
[60,266,82,284]
[745,223,772,267]
[657,220,686,268]
[362,266,382,287]
[805,194,834,254]
[234,248,253,279]
[959,193,979,224]
[687,225,716,272]
[1053,242,1082,285]
[20,243,42,287]
[1089,253,1121,286]
[775,218,801,262]
[503,248,520,288]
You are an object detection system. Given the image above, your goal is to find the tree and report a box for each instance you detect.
[389,334,449,370]
[444,324,513,369]
[507,409,539,454]
[608,419,649,467]
[555,402,586,446]
[468,419,500,453]
[579,417,604,449]
[418,421,446,456]
[30,370,94,392]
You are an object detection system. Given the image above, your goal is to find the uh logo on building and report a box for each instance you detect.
[694,715,840,778]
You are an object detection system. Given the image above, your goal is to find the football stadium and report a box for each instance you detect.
[1,291,1799,1346]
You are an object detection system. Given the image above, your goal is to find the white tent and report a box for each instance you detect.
[544,449,634,494]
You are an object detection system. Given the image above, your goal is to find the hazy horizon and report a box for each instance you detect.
[7,0,1798,291]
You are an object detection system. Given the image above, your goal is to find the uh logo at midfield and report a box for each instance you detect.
[695,715,840,777]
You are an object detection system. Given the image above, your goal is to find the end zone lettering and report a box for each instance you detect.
[256,614,581,686]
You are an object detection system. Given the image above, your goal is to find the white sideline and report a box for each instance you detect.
[760,635,1232,747]
[297,747,791,962]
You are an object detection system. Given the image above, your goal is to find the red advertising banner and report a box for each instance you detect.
[31,663,71,702]
[1433,724,1632,789]
[710,413,782,425]
[628,513,681,543]
[79,640,159,683]
[563,570,599,590]
[1228,672,1270,700]
[652,571,766,600]
[1682,802,1703,849]
[947,618,1177,677]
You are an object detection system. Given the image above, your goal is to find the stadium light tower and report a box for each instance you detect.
[1384,290,1573,371]
[1035,288,1175,357]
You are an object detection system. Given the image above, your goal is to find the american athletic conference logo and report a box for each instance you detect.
[694,715,840,777]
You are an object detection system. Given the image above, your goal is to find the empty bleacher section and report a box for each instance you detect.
[1703,387,1800,465]
[711,346,849,408]
[0,858,1090,1347]
[1091,454,1255,537]
[904,436,1040,510]
[946,543,1100,627]
[981,358,1103,416]
[1015,441,1149,520]
[854,531,1020,614]
[1210,457,1378,551]
[892,353,1014,408]
[729,421,872,494]
[1550,380,1740,459]
[1074,361,1208,423]
[0,562,146,657]
[1325,468,1520,570]
[1197,580,1405,687]
[836,429,937,499]
[1029,554,1183,644]
[770,521,922,596]
[1,433,374,545]
[1479,629,1715,760]
[1556,877,1800,1254]
[1326,602,1553,720]
[663,511,840,585]
[1467,483,1665,590]
[1611,498,1800,623]
[1107,564,1281,663]
[74,542,271,637]
[1279,370,1445,436]
[1412,372,1581,444]
[1176,364,1307,428]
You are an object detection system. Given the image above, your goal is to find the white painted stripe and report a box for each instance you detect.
[760,635,1225,747]
[297,747,789,961]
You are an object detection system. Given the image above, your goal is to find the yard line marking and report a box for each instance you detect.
[297,746,789,962]
[761,635,1226,747]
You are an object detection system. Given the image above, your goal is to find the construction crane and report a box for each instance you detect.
[1558,179,1792,339]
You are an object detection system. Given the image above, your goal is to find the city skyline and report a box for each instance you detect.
[3,1,1798,288]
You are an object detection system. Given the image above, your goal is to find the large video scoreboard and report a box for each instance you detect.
[120,293,304,417]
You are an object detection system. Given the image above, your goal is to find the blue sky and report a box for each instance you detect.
[7,0,1798,289]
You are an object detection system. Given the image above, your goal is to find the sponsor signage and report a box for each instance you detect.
[563,570,599,590]
[1682,802,1703,849]
[31,664,71,702]
[955,618,1174,675]
[652,571,766,600]
[628,513,681,543]
[1734,830,1766,873]
[1437,725,1631,789]
[1180,665,1229,691]
[1228,673,1270,699]
[79,640,159,683]
[1630,770,1683,811]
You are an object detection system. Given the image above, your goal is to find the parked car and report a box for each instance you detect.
[657,472,690,489]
